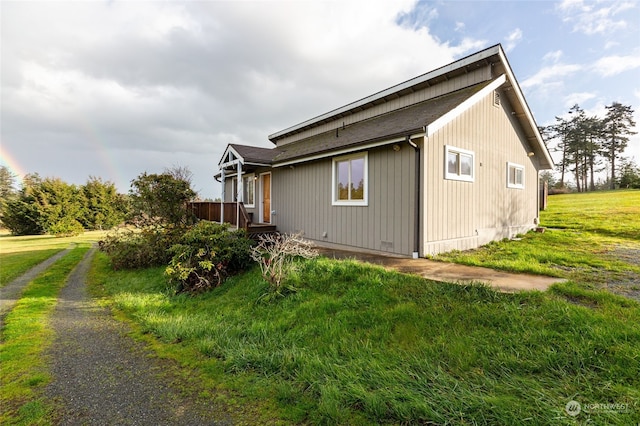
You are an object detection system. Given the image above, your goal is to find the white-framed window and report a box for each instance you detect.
[445,146,474,182]
[232,174,256,207]
[332,152,368,206]
[507,162,525,189]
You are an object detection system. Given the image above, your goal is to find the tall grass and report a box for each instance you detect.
[90,252,640,425]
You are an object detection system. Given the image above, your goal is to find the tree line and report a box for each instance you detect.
[0,166,197,236]
[541,102,638,191]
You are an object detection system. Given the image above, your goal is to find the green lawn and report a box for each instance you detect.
[435,190,640,299]
[87,190,640,425]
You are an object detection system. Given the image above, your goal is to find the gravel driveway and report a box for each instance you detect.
[45,247,231,425]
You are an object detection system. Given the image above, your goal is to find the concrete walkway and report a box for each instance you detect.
[318,248,565,293]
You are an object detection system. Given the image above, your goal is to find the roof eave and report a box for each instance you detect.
[497,48,554,170]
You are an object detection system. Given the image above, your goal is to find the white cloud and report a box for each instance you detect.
[521,63,582,90]
[555,0,634,35]
[504,28,522,52]
[454,22,465,32]
[604,41,620,50]
[593,54,640,77]
[446,37,488,57]
[563,92,597,108]
[543,50,563,63]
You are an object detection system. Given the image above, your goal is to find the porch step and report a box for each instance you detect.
[247,223,277,235]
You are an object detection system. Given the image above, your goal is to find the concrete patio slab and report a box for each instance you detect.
[317,248,565,293]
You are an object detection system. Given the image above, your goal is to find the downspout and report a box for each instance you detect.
[220,168,225,224]
[406,136,420,259]
[236,161,242,229]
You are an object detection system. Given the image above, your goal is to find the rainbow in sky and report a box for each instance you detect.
[0,144,26,187]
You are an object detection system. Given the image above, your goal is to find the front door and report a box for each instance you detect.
[261,173,271,223]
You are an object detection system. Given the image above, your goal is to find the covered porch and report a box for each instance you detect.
[209,144,280,235]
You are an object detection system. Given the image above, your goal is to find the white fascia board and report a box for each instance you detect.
[269,45,501,141]
[218,145,243,168]
[426,74,507,137]
[273,134,424,168]
[497,49,554,169]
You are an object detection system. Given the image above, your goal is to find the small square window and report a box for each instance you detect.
[445,146,474,182]
[332,153,368,206]
[507,162,525,189]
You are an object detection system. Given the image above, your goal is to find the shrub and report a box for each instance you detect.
[250,232,318,299]
[99,225,184,270]
[165,222,254,294]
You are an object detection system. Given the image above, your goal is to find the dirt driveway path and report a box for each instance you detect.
[45,247,230,425]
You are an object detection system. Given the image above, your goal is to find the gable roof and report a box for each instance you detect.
[219,144,282,169]
[268,44,553,169]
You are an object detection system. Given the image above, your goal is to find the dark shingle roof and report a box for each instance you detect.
[272,81,490,164]
[229,144,282,164]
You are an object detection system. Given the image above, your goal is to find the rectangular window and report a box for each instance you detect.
[232,174,255,207]
[332,153,368,206]
[507,162,525,189]
[445,146,474,182]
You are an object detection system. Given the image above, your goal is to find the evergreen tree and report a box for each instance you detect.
[618,159,640,189]
[82,176,127,230]
[0,166,18,228]
[602,102,636,189]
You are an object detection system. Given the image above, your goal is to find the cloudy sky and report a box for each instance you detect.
[2,0,639,199]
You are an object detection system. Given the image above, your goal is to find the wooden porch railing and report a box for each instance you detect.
[188,201,252,230]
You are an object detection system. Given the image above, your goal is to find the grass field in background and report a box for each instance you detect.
[0,230,105,288]
[88,190,640,425]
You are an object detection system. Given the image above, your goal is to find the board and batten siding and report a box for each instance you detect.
[275,67,492,146]
[272,144,416,255]
[423,88,540,255]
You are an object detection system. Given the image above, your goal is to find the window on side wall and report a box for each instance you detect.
[232,174,256,207]
[445,146,474,182]
[507,162,525,189]
[332,152,368,206]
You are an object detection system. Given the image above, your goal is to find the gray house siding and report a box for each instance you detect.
[422,89,540,255]
[272,143,416,255]
[215,45,552,257]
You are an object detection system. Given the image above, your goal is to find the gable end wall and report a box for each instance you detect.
[422,88,540,255]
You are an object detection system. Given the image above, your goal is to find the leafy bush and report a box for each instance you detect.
[250,232,318,299]
[165,222,254,294]
[99,225,184,270]
[128,169,196,227]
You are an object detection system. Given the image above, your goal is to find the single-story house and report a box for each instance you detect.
[215,44,553,257]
